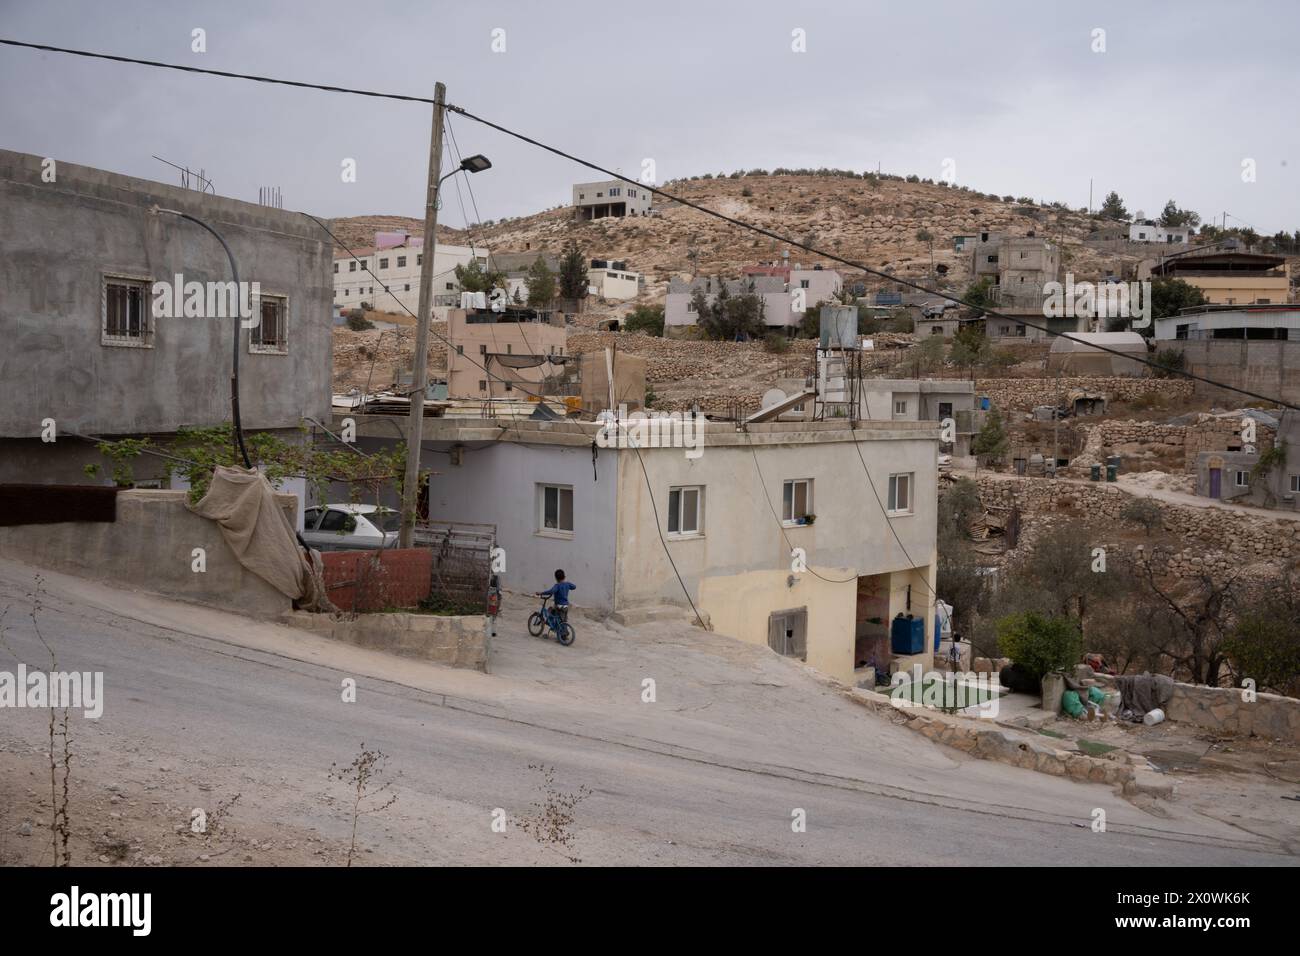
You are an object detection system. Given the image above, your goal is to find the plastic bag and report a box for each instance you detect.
[1062,690,1085,718]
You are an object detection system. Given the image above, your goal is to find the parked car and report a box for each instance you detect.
[301,503,401,552]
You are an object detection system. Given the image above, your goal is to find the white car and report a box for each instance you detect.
[301,503,401,552]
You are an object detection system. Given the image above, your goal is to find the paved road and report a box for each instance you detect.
[0,558,1292,865]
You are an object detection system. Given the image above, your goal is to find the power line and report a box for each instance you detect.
[0,38,436,103]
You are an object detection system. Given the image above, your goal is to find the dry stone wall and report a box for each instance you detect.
[977,377,1192,412]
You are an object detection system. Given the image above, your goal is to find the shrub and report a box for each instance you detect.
[623,304,665,336]
[345,313,375,331]
[1120,497,1163,535]
[996,611,1082,682]
[762,332,790,354]
[1152,348,1186,378]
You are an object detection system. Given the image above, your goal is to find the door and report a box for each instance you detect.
[767,608,808,661]
[1209,468,1221,499]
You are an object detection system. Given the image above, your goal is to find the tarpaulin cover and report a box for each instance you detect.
[187,465,333,611]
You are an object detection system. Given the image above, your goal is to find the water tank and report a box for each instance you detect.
[819,305,857,349]
[890,615,925,655]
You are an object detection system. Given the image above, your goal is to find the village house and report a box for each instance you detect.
[336,415,940,685]
[1194,411,1300,511]
[0,148,332,488]
[1128,220,1190,245]
[445,306,568,399]
[572,179,652,220]
[665,265,844,335]
[332,231,487,316]
[1142,247,1290,306]
[587,258,643,301]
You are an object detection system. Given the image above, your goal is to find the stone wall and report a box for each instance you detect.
[283,609,491,671]
[1068,417,1274,473]
[975,476,1300,563]
[1164,682,1300,741]
[977,377,1192,412]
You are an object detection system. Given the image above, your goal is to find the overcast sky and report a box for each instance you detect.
[3,0,1298,234]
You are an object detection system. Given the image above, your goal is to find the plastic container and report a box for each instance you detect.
[1090,464,1101,482]
[1143,708,1165,726]
[890,615,925,655]
[1106,463,1118,482]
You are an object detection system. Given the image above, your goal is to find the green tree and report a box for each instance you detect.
[525,255,557,307]
[963,277,993,316]
[698,280,766,340]
[1152,347,1187,378]
[455,260,506,294]
[1150,277,1207,332]
[996,611,1083,682]
[1099,191,1129,221]
[950,324,989,367]
[623,304,665,336]
[971,407,1009,464]
[1159,199,1201,229]
[558,241,589,301]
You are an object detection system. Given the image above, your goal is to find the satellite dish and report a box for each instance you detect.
[760,388,788,410]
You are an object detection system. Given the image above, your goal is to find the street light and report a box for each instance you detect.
[457,154,492,175]
[151,205,253,469]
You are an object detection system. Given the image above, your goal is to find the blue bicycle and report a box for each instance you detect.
[527,593,575,646]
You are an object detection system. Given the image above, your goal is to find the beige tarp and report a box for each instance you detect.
[188,465,334,612]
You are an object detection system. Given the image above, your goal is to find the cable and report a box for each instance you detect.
[445,103,1299,411]
[0,38,436,104]
[629,442,707,628]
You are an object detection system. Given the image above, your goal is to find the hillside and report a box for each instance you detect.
[330,172,1144,307]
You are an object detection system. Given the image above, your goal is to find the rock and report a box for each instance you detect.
[17,822,32,837]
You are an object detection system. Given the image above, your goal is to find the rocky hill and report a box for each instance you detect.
[330,172,1144,303]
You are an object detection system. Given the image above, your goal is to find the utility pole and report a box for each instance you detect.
[399,81,447,549]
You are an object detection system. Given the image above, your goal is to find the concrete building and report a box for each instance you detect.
[446,307,568,400]
[1046,331,1149,375]
[664,275,801,333]
[1128,221,1190,245]
[572,180,652,220]
[1144,249,1290,306]
[857,379,976,462]
[0,148,332,485]
[1153,304,1300,341]
[1194,411,1300,511]
[337,416,940,685]
[967,233,1074,341]
[588,258,643,301]
[333,233,488,315]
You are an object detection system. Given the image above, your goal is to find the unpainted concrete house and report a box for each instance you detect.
[336,415,941,685]
[572,179,652,220]
[1195,411,1300,511]
[0,149,333,486]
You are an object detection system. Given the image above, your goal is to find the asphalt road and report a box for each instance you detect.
[0,557,1292,866]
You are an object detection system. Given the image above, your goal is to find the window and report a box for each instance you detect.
[782,479,812,523]
[446,282,454,290]
[667,486,703,536]
[1290,475,1300,493]
[456,345,464,355]
[479,344,488,355]
[478,379,487,392]
[379,258,389,270]
[894,399,908,416]
[506,344,512,354]
[888,473,913,514]
[539,484,574,534]
[333,262,339,273]
[251,294,288,353]
[102,276,152,346]
[938,402,953,420]
[349,261,358,272]
[931,325,943,335]
[397,256,406,267]
[768,607,807,661]
[1235,471,1249,488]
[417,254,423,266]
[800,279,810,288]
[303,507,322,530]
[404,284,410,292]
[318,509,352,533]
